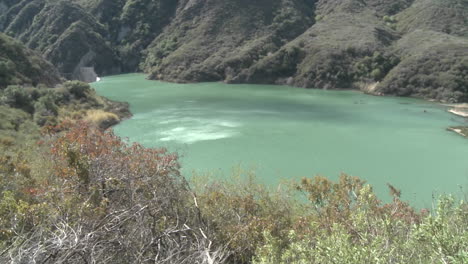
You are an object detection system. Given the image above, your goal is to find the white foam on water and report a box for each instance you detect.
[157,118,242,144]
[159,119,177,124]
[160,131,237,144]
[159,125,238,144]
[218,121,241,128]
[129,106,243,144]
[171,127,187,132]
[219,109,279,115]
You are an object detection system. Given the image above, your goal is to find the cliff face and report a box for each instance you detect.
[1,0,467,102]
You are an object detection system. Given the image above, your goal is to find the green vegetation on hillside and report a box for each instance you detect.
[1,0,467,102]
[2,0,119,79]
[142,0,315,83]
[378,35,468,102]
[0,0,177,77]
[396,0,468,37]
[0,30,129,145]
[0,33,60,88]
[0,80,130,148]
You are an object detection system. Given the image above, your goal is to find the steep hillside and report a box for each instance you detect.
[375,30,468,102]
[0,0,177,76]
[0,31,129,138]
[236,4,400,88]
[0,0,119,79]
[0,32,60,88]
[141,0,467,102]
[87,0,178,72]
[371,0,468,101]
[0,0,467,102]
[396,0,468,37]
[142,0,315,82]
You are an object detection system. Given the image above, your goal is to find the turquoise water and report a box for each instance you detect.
[93,74,468,207]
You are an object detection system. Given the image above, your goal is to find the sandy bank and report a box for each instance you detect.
[443,103,468,118]
[449,109,468,118]
[448,127,467,138]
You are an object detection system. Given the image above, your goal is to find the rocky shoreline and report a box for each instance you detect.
[446,104,468,138]
[447,104,468,117]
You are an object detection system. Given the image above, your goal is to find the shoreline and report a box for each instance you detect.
[447,127,468,138]
[448,109,468,118]
[93,73,468,138]
[445,104,468,118]
[444,104,468,138]
[93,73,465,107]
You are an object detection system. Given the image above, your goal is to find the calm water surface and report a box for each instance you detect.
[93,74,468,207]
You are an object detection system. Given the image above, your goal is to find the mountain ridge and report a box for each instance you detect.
[0,0,467,102]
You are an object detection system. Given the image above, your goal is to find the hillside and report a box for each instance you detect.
[0,0,120,80]
[0,0,177,78]
[0,33,60,88]
[0,31,130,146]
[1,0,467,102]
[142,0,315,82]
[0,2,467,263]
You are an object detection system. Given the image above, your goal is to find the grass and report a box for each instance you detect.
[84,109,119,128]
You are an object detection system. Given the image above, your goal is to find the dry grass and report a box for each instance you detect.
[0,136,15,146]
[84,110,119,128]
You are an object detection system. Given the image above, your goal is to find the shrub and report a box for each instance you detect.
[0,85,33,112]
[0,136,15,146]
[84,109,119,129]
[1,122,227,263]
[192,171,296,263]
[0,119,466,263]
[353,52,400,82]
[33,95,59,126]
[63,81,91,99]
[253,178,466,264]
[0,60,15,87]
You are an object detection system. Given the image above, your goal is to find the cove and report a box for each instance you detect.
[93,73,468,207]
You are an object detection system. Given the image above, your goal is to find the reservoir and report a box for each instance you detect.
[93,73,468,207]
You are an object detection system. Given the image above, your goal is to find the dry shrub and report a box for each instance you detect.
[1,122,227,263]
[192,170,296,263]
[84,109,120,129]
[0,136,15,146]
